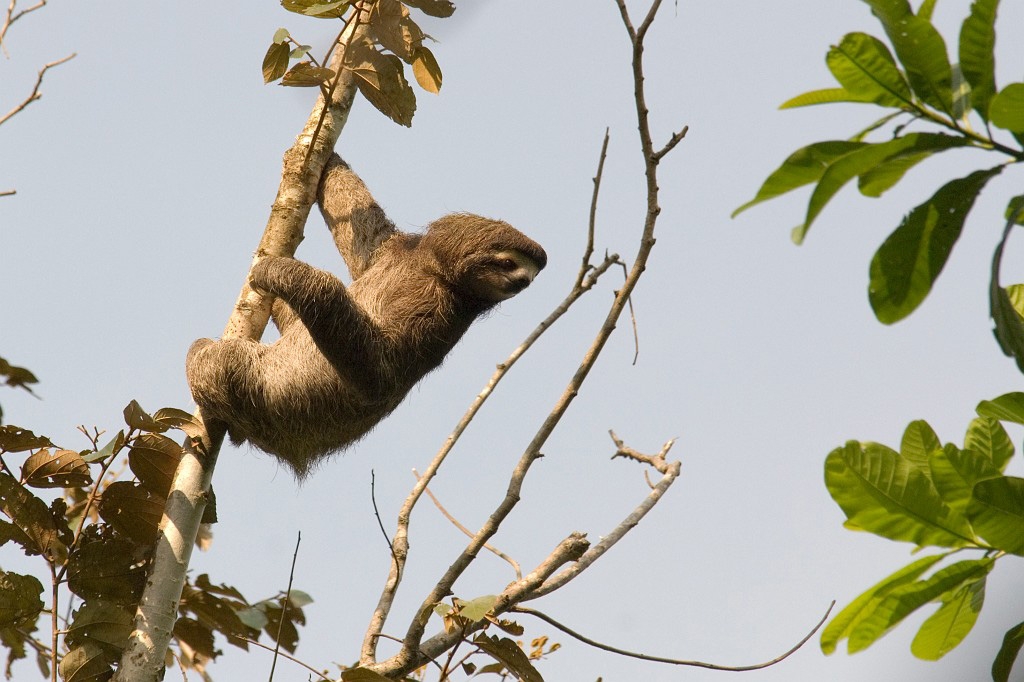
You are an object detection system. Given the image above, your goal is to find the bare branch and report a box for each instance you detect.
[529,434,679,598]
[0,53,76,127]
[512,600,836,671]
[0,0,46,53]
[414,470,522,580]
[492,533,589,611]
[653,125,688,163]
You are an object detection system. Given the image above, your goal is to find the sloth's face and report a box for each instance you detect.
[467,249,544,302]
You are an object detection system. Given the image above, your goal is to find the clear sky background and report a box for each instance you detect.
[3,1,1024,681]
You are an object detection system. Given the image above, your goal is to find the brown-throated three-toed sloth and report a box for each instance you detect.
[185,154,546,477]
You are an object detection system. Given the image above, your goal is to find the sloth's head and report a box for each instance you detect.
[423,213,547,305]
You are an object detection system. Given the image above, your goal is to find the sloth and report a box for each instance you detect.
[185,154,547,477]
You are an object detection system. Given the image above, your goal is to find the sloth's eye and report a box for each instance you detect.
[497,258,518,271]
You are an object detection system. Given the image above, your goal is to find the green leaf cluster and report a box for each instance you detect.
[736,0,1024,363]
[822,399,1024,680]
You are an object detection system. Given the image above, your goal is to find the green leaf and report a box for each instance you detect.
[929,444,1001,514]
[825,441,975,548]
[458,595,498,623]
[916,0,937,20]
[990,202,1024,371]
[272,27,290,44]
[963,417,1013,472]
[899,419,940,470]
[989,83,1024,133]
[821,553,946,654]
[1007,196,1024,226]
[779,88,877,109]
[732,141,866,218]
[263,41,291,84]
[966,476,1024,554]
[796,133,971,244]
[826,32,913,107]
[993,621,1024,682]
[868,166,1001,324]
[977,392,1024,425]
[863,1,954,114]
[848,558,993,653]
[910,576,985,660]
[958,0,1000,121]
[857,150,941,197]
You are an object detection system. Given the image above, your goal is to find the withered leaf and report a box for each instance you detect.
[179,587,255,646]
[262,600,301,653]
[472,634,543,682]
[21,448,91,489]
[58,642,112,682]
[97,481,163,546]
[0,472,68,563]
[0,425,53,453]
[263,41,291,84]
[65,600,134,654]
[123,400,166,433]
[173,616,218,660]
[371,0,424,61]
[341,668,392,681]
[128,433,184,498]
[412,46,442,93]
[404,0,455,18]
[281,0,349,17]
[67,526,148,604]
[282,62,336,87]
[348,39,416,126]
[0,571,44,629]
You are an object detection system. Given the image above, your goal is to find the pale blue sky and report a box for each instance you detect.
[3,2,1024,681]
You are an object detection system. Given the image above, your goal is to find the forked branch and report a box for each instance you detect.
[363,0,689,676]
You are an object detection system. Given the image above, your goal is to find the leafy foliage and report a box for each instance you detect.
[0,401,309,680]
[736,0,1024,365]
[264,0,448,126]
[822,403,1024,679]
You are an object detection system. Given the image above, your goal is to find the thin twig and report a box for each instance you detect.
[371,470,397,559]
[413,470,521,579]
[511,601,836,671]
[0,0,45,53]
[0,53,76,127]
[268,532,302,682]
[653,125,688,163]
[575,129,611,290]
[235,637,331,681]
[529,433,679,598]
[303,4,366,168]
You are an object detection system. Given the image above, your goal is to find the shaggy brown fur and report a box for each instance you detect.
[185,155,546,477]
